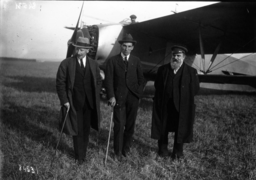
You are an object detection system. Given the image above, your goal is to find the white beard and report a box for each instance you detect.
[171,61,180,70]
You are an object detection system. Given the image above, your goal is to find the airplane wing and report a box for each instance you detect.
[124,2,256,55]
[122,2,256,88]
[198,74,256,88]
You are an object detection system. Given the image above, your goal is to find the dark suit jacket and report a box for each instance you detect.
[151,63,200,143]
[105,54,144,105]
[72,60,94,110]
[56,55,102,135]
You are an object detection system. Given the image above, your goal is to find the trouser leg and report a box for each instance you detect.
[172,131,184,159]
[73,136,86,160]
[158,130,169,157]
[113,106,126,155]
[73,99,92,161]
[122,92,139,153]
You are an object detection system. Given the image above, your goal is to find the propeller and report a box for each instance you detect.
[66,2,84,58]
[65,27,76,30]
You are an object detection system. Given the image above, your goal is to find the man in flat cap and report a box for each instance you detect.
[151,45,199,160]
[130,14,137,24]
[56,34,102,165]
[105,33,144,160]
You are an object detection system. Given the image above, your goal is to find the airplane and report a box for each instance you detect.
[65,2,256,90]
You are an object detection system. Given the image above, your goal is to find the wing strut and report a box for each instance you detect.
[206,40,222,74]
[198,27,205,74]
[66,2,84,58]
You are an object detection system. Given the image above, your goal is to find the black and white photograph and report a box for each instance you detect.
[1,1,256,179]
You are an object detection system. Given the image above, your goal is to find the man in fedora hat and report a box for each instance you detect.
[151,45,199,160]
[56,35,102,164]
[105,33,144,160]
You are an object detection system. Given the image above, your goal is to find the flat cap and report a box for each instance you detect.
[171,45,188,54]
[130,14,137,19]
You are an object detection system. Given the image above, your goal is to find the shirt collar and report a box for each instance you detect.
[121,53,130,61]
[77,56,86,65]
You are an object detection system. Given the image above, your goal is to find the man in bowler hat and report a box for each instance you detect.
[151,45,199,160]
[105,34,144,160]
[56,35,102,164]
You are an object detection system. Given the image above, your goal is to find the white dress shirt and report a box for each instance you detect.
[78,56,86,67]
[121,53,130,61]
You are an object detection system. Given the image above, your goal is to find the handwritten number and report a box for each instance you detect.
[18,164,38,174]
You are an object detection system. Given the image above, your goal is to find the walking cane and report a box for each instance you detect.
[104,107,113,165]
[50,106,70,167]
[55,106,70,155]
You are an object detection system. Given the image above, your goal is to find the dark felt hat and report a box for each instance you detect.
[118,34,137,45]
[72,37,93,49]
[171,45,188,54]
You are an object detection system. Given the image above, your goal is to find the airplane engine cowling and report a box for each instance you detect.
[88,24,123,65]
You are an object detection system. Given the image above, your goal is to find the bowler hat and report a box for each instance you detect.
[72,37,93,49]
[118,34,137,45]
[171,45,188,54]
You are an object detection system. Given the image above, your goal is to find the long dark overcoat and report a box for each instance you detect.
[151,63,199,143]
[56,55,102,135]
[105,54,144,103]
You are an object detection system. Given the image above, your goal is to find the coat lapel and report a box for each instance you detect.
[127,56,134,71]
[117,54,125,71]
[174,63,184,80]
[181,64,189,92]
[77,59,85,76]
[68,56,77,89]
[87,56,96,85]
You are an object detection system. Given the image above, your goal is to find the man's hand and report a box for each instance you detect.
[64,102,70,110]
[108,97,116,107]
[100,70,105,80]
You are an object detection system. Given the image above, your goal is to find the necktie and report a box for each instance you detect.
[80,59,84,69]
[124,57,128,70]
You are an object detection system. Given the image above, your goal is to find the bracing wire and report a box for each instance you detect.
[210,53,255,72]
[143,49,173,74]
[208,37,256,72]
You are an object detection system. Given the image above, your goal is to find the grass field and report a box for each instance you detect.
[0,58,256,180]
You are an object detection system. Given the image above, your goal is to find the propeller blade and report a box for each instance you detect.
[66,2,84,58]
[65,27,76,30]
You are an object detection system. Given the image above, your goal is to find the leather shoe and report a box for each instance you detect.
[171,142,184,160]
[122,150,132,158]
[158,142,169,157]
[158,149,169,157]
[113,154,122,161]
[66,149,76,159]
[171,152,184,160]
[76,158,85,165]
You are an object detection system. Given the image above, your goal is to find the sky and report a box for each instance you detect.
[0,1,217,61]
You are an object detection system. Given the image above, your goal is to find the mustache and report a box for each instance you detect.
[172,59,180,62]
